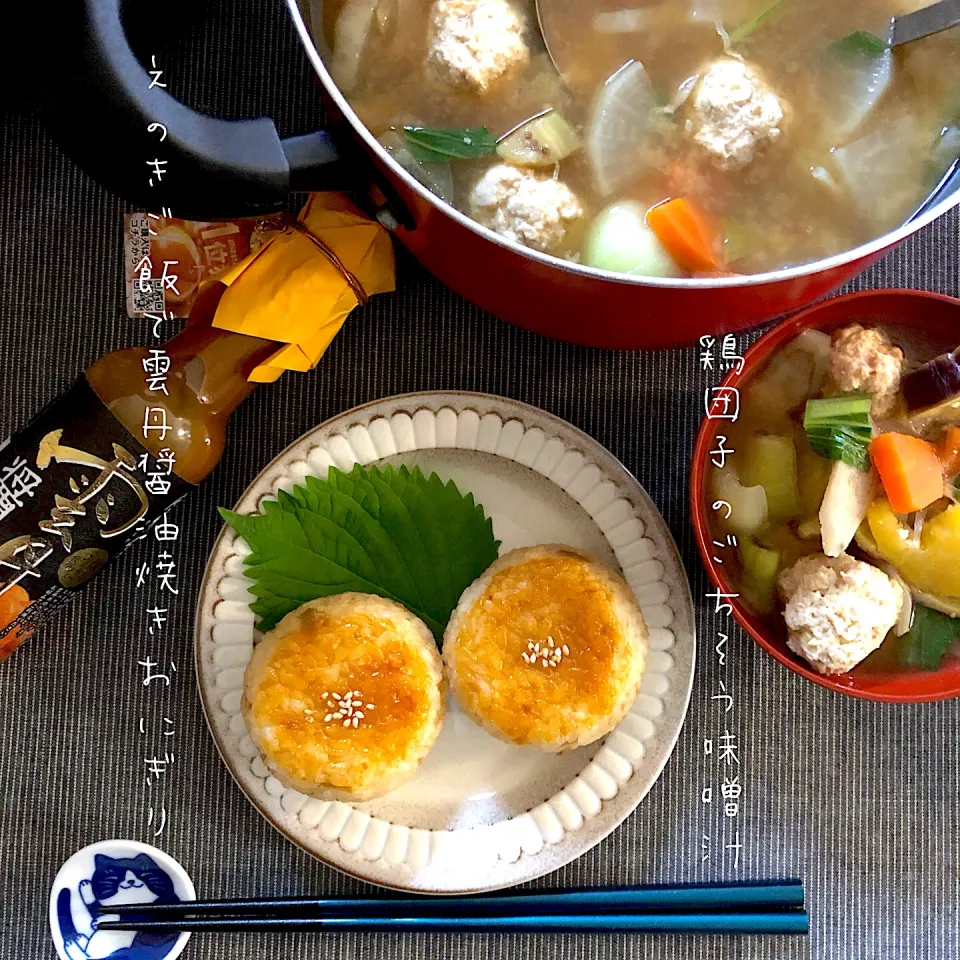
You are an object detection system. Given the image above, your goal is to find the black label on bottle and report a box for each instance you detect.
[0,377,191,654]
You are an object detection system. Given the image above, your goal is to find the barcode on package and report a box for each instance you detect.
[129,278,165,316]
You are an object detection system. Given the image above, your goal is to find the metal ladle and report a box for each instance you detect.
[889,0,960,46]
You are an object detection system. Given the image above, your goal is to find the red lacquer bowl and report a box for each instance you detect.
[691,289,960,703]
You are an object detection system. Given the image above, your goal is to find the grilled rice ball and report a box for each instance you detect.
[242,593,445,802]
[443,545,647,752]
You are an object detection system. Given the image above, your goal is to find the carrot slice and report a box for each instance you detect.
[938,426,960,479]
[646,198,721,272]
[869,433,945,514]
[0,584,32,660]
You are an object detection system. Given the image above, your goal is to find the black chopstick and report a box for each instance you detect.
[100,880,804,918]
[97,909,809,935]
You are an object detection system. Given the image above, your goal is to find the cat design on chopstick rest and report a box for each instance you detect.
[55,853,181,960]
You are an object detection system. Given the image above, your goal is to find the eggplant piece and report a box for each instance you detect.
[901,347,960,413]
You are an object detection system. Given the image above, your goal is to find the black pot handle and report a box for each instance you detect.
[39,0,351,220]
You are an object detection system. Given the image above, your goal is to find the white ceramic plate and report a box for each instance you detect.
[195,392,695,893]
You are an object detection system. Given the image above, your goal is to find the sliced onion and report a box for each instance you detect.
[331,0,379,94]
[688,0,721,22]
[810,164,840,193]
[593,8,651,33]
[932,124,960,175]
[906,395,960,434]
[910,507,927,544]
[793,328,833,393]
[375,0,397,36]
[656,74,701,117]
[878,561,915,637]
[377,131,455,204]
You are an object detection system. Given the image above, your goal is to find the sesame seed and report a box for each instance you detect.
[332,693,341,701]
[366,704,375,711]
[562,645,570,656]
[343,719,351,727]
[323,714,333,722]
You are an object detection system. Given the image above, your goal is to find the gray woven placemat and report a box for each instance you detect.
[2,2,958,958]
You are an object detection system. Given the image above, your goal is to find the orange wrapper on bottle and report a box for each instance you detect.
[0,192,395,659]
[210,192,396,382]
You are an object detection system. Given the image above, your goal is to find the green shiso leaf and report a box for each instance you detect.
[402,126,497,163]
[219,464,500,642]
[900,603,960,671]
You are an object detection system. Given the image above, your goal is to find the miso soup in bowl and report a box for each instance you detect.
[691,290,960,702]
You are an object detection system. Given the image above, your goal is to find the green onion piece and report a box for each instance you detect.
[402,126,497,163]
[804,393,873,426]
[803,394,874,472]
[729,0,788,44]
[805,429,872,472]
[831,30,889,58]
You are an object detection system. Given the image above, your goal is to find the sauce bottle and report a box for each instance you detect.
[0,283,279,657]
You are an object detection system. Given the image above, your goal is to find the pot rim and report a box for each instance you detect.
[287,0,959,290]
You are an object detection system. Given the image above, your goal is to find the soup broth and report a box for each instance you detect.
[312,0,959,277]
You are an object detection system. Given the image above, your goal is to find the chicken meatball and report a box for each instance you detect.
[427,0,529,94]
[469,164,583,253]
[829,324,905,417]
[778,554,904,675]
[688,58,784,170]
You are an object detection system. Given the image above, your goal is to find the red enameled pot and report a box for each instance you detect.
[286,0,960,349]
[49,1,960,350]
[690,289,960,703]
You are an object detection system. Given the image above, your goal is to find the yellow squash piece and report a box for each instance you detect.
[866,498,960,598]
[496,111,581,167]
